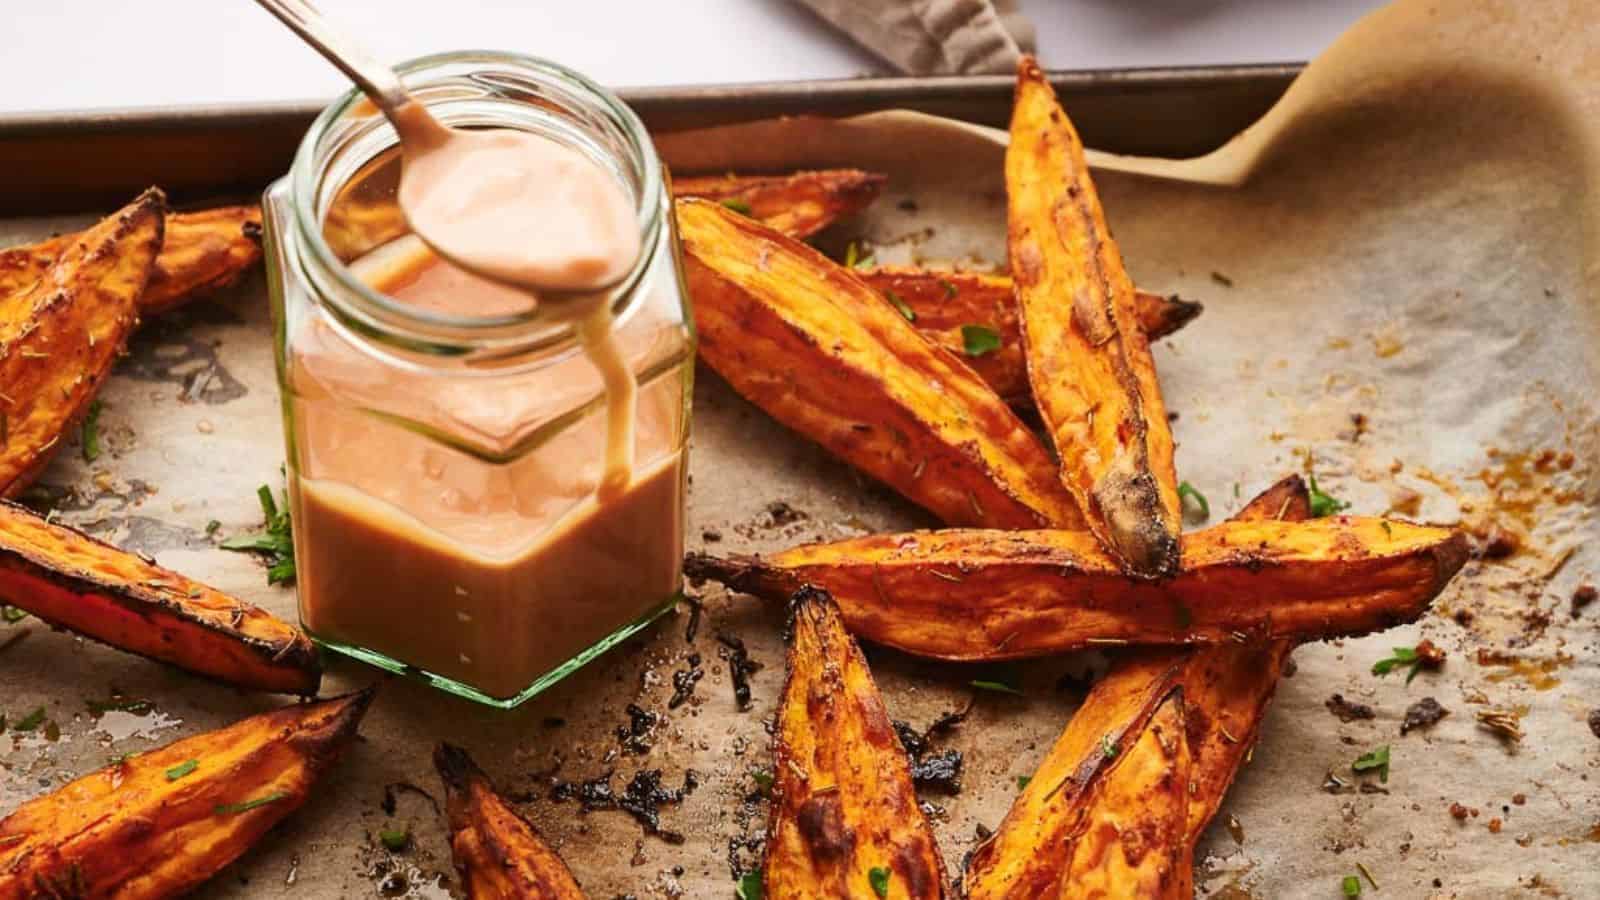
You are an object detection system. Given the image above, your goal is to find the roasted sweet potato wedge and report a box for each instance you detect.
[141,205,263,314]
[1008,58,1181,577]
[673,169,886,240]
[962,478,1308,897]
[678,198,1082,530]
[0,205,261,317]
[0,189,164,496]
[686,515,1468,661]
[0,689,372,899]
[766,586,946,899]
[436,743,585,900]
[0,500,320,693]
[856,268,1202,405]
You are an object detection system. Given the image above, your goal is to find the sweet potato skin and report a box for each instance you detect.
[0,189,164,497]
[436,744,585,900]
[0,205,262,317]
[0,689,372,900]
[962,477,1308,898]
[1007,58,1181,577]
[856,268,1201,405]
[673,169,886,239]
[686,515,1467,661]
[678,198,1083,530]
[766,586,946,899]
[0,500,321,694]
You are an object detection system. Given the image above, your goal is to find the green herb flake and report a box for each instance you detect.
[969,679,1023,696]
[751,769,774,794]
[221,484,296,585]
[1371,645,1430,683]
[1308,474,1351,518]
[1342,874,1362,896]
[960,324,1002,357]
[843,242,876,271]
[165,759,198,781]
[379,826,411,852]
[1351,744,1391,783]
[868,866,892,898]
[12,706,46,732]
[1101,734,1119,760]
[205,519,221,536]
[81,400,102,463]
[884,289,916,323]
[736,869,763,900]
[87,696,154,716]
[1177,481,1210,523]
[720,198,752,216]
[1,605,26,624]
[940,278,958,299]
[214,790,291,815]
[1015,775,1032,790]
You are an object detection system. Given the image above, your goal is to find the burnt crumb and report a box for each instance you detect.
[542,716,566,729]
[617,704,659,755]
[380,781,440,818]
[1402,697,1450,735]
[1470,520,1521,560]
[715,633,763,711]
[726,834,765,881]
[1587,708,1600,740]
[241,220,263,241]
[893,714,966,794]
[1282,655,1299,678]
[682,595,703,643]
[1326,693,1376,723]
[1210,270,1234,288]
[701,528,722,543]
[1572,584,1597,617]
[551,769,699,843]
[1344,412,1370,443]
[667,653,703,709]
[764,501,806,527]
[897,198,919,213]
[924,705,970,737]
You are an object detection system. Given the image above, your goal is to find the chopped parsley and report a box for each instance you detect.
[1351,745,1390,783]
[736,869,763,900]
[205,519,221,536]
[751,768,774,795]
[1101,734,1119,760]
[969,679,1023,696]
[379,826,411,852]
[843,242,875,271]
[939,278,958,299]
[81,400,102,463]
[11,706,46,732]
[165,759,198,781]
[884,289,916,323]
[719,198,752,216]
[868,866,892,898]
[1342,874,1362,896]
[214,791,291,815]
[1,605,26,624]
[960,325,1002,357]
[1372,645,1429,683]
[1308,474,1350,518]
[1016,775,1032,790]
[1177,481,1210,523]
[221,485,296,585]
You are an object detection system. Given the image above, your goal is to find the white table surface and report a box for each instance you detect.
[2,1,1385,115]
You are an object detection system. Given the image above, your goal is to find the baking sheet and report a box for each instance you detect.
[3,0,1599,897]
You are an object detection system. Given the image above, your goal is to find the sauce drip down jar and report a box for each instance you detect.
[260,52,694,707]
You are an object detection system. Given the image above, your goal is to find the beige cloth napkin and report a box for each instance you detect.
[794,0,1036,76]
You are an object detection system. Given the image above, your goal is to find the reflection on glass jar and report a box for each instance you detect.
[260,52,693,708]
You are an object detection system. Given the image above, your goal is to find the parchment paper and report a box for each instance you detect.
[3,1,1598,898]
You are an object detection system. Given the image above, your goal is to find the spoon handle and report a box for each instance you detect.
[252,0,409,116]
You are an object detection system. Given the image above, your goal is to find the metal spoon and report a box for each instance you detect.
[252,0,630,309]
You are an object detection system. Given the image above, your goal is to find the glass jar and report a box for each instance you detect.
[260,51,694,708]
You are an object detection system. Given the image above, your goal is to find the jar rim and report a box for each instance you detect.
[288,50,663,352]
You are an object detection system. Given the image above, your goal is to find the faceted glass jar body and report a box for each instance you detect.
[260,52,694,708]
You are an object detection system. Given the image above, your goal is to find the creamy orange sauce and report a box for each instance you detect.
[294,234,680,699]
